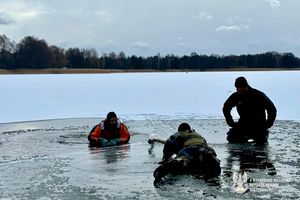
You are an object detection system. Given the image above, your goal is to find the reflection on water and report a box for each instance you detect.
[89,144,130,164]
[224,143,276,178]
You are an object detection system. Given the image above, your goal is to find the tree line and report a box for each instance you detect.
[1,34,300,70]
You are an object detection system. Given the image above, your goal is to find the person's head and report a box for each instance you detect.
[178,123,191,132]
[235,77,249,94]
[106,111,118,126]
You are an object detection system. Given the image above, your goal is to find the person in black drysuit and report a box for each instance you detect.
[223,77,277,144]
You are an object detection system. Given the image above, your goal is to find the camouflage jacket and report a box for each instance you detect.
[162,130,216,162]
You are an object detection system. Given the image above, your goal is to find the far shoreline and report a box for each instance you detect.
[0,68,300,75]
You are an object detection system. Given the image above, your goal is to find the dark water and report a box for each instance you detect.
[0,118,299,199]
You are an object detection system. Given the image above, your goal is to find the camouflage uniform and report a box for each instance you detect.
[154,130,221,180]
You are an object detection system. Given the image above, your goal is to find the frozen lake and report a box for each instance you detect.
[0,71,299,199]
[0,118,299,199]
[0,71,299,123]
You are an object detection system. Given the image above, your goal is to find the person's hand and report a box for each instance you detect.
[98,138,109,147]
[109,140,117,146]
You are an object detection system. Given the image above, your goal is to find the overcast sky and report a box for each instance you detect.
[0,0,300,57]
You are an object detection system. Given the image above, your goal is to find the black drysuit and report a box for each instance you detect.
[223,87,277,144]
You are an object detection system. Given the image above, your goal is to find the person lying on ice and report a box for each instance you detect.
[153,123,221,181]
[88,112,130,147]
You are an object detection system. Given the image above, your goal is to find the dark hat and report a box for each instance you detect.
[178,123,191,132]
[106,112,117,120]
[235,77,248,88]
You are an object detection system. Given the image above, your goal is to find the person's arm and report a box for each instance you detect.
[148,138,166,144]
[264,93,277,128]
[88,125,101,146]
[223,94,237,127]
[160,132,182,163]
[160,139,175,163]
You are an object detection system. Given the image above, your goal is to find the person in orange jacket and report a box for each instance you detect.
[88,112,130,147]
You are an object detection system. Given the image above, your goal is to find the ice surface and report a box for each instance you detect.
[0,71,299,123]
[0,118,299,199]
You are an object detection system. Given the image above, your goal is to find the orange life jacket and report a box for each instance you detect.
[89,120,130,143]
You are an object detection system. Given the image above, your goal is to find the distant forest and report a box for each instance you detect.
[1,34,300,70]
